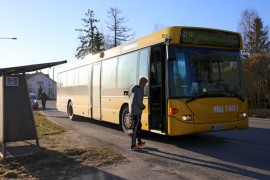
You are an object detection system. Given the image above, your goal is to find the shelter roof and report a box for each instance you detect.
[0,60,67,76]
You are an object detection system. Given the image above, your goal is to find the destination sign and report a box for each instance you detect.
[180,28,240,48]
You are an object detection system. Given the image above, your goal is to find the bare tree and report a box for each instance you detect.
[106,7,135,48]
[238,9,258,58]
[244,53,270,116]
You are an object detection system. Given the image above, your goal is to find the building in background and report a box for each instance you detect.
[26,72,56,99]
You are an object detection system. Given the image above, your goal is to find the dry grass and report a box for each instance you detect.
[0,112,125,179]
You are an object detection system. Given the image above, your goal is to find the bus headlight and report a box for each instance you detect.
[239,112,247,120]
[182,115,192,121]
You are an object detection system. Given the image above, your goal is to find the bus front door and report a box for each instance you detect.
[92,63,101,120]
[149,45,166,132]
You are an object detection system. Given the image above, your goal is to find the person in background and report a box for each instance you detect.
[39,91,48,111]
[129,76,148,151]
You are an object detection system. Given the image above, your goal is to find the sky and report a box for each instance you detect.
[0,0,269,77]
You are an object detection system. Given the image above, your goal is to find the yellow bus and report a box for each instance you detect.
[57,26,248,136]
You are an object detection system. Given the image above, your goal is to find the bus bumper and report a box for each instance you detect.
[167,116,249,136]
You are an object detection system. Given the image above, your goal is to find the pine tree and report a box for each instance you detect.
[93,30,105,52]
[241,14,270,57]
[75,9,104,59]
[251,17,270,54]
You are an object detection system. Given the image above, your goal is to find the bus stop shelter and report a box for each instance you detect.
[0,60,66,159]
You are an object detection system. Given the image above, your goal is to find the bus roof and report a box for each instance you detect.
[58,26,243,73]
[89,26,242,61]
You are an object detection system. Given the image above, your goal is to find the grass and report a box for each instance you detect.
[34,112,66,145]
[35,112,66,136]
[0,112,125,179]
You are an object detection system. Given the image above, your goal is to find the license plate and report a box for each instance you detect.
[212,124,225,131]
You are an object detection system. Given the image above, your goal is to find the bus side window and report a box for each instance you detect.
[139,48,149,96]
[150,46,162,103]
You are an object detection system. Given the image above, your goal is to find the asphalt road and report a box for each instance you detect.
[40,100,270,179]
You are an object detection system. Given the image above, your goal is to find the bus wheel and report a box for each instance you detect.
[68,102,75,120]
[121,106,133,135]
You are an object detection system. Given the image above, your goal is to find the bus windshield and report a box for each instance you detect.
[168,47,244,99]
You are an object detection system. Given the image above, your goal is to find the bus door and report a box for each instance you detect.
[149,45,166,132]
[92,63,101,120]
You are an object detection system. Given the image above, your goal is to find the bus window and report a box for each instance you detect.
[61,71,67,87]
[168,52,187,96]
[168,47,244,98]
[78,66,89,86]
[139,48,149,96]
[150,48,162,85]
[118,52,138,89]
[150,46,163,102]
[102,58,117,90]
[57,73,64,88]
[67,70,75,87]
[74,68,79,86]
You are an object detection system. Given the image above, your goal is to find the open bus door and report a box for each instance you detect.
[149,45,166,133]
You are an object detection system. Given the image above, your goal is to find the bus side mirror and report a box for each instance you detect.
[166,45,176,60]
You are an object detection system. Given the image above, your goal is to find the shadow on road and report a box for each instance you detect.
[133,144,269,180]
[137,128,270,179]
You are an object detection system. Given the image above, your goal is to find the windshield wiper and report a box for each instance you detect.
[223,88,245,101]
[186,90,244,103]
[186,92,210,103]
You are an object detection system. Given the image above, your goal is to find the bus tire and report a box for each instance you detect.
[68,102,76,121]
[121,106,133,136]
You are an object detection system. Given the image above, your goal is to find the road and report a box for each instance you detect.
[41,100,270,179]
